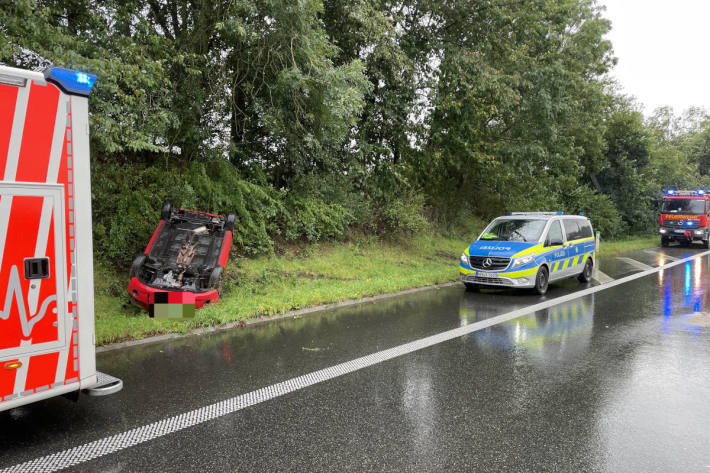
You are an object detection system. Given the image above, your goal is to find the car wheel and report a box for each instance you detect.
[534,266,549,295]
[209,266,224,297]
[129,254,146,280]
[464,282,478,292]
[225,212,236,232]
[161,201,172,221]
[661,237,669,247]
[578,258,593,283]
[704,239,710,249]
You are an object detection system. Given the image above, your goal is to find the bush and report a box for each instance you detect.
[563,185,627,239]
[367,192,429,236]
[91,157,282,268]
[281,196,354,242]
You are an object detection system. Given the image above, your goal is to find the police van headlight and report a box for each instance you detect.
[511,255,534,269]
[460,253,469,265]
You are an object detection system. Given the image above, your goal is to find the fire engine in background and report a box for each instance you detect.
[0,65,122,412]
[659,189,710,248]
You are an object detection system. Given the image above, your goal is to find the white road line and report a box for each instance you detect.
[592,269,614,284]
[4,249,710,473]
[643,249,679,261]
[616,257,654,271]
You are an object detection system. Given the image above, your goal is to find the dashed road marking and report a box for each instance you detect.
[592,269,614,284]
[3,249,710,473]
[616,257,654,271]
[643,249,679,261]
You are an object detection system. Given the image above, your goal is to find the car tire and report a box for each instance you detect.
[661,237,669,247]
[129,254,146,280]
[209,265,224,296]
[704,239,710,249]
[225,212,236,232]
[534,266,549,295]
[464,282,478,292]
[578,258,593,283]
[161,201,172,221]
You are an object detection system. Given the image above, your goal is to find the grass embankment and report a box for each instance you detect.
[596,235,659,257]
[94,233,659,345]
[94,234,472,345]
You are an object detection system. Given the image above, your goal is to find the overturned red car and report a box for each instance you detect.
[128,202,235,312]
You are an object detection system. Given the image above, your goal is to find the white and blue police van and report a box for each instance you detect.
[459,212,596,295]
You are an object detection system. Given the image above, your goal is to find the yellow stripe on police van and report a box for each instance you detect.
[562,259,569,270]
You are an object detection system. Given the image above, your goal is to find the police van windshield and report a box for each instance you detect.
[662,199,706,215]
[479,219,546,242]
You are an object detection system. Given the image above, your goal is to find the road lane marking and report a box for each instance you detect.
[592,269,614,284]
[4,249,710,473]
[616,257,654,271]
[643,249,679,261]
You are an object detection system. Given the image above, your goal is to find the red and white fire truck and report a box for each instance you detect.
[659,189,710,248]
[0,65,122,412]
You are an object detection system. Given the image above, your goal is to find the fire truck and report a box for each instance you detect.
[0,65,122,412]
[658,189,710,248]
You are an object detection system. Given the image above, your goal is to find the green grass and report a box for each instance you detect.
[94,233,473,345]
[93,232,661,346]
[596,235,659,257]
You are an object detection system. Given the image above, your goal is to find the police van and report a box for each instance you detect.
[459,212,596,295]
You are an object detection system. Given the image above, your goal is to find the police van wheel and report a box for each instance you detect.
[534,266,549,295]
[661,237,669,247]
[578,258,593,283]
[464,282,479,292]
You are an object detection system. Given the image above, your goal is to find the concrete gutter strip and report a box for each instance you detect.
[96,281,460,353]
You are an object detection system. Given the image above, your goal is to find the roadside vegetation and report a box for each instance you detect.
[94,231,656,345]
[3,1,709,343]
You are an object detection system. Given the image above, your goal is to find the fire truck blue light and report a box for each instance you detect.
[47,67,96,95]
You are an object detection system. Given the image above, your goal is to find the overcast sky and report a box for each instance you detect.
[599,0,710,116]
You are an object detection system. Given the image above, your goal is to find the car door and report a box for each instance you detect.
[543,220,568,281]
[562,219,586,276]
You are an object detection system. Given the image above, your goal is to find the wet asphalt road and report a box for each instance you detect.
[2,245,710,471]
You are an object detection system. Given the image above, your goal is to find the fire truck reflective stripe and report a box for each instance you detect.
[16,84,59,182]
[25,352,59,390]
[0,85,19,174]
[0,85,29,276]
[0,266,58,338]
[4,251,709,473]
[3,83,29,179]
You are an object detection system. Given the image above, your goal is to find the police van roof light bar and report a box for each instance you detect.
[508,212,564,216]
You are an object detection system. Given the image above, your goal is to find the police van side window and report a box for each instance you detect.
[545,221,564,246]
[563,220,581,241]
[578,220,593,238]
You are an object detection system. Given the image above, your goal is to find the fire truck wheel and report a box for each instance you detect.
[209,266,224,296]
[161,201,173,221]
[578,258,593,283]
[534,266,549,295]
[129,254,146,280]
[661,237,669,247]
[225,212,236,232]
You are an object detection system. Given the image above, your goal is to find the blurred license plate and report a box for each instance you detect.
[675,229,684,233]
[477,272,495,278]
